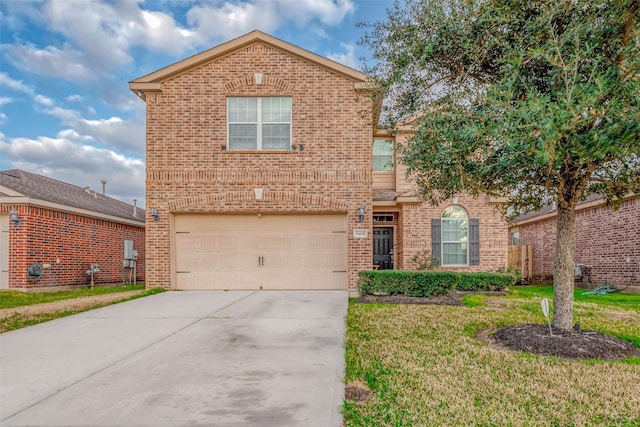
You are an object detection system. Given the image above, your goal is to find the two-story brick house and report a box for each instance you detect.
[130,31,508,292]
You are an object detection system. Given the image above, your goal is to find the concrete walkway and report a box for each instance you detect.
[0,291,348,427]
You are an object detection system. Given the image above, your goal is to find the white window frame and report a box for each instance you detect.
[227,97,292,150]
[373,139,394,172]
[441,206,469,266]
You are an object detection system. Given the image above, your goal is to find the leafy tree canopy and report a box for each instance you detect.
[361,0,640,217]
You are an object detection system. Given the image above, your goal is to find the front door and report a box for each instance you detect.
[373,227,393,270]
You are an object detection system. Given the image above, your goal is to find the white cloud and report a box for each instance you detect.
[279,0,355,25]
[0,132,145,205]
[2,43,92,82]
[0,72,34,95]
[186,0,355,43]
[0,97,13,106]
[39,104,145,155]
[65,94,83,103]
[327,42,360,69]
[35,94,55,107]
[186,1,279,40]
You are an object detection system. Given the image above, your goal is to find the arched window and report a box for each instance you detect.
[441,206,469,265]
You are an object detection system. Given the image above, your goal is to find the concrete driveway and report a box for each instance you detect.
[0,290,348,427]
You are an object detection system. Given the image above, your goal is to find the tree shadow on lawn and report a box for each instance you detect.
[355,292,640,361]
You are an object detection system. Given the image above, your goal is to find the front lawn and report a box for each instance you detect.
[344,286,640,426]
[0,284,147,309]
[0,285,164,332]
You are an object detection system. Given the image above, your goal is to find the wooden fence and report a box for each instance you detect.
[508,245,532,283]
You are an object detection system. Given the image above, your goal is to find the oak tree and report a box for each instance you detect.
[361,0,640,329]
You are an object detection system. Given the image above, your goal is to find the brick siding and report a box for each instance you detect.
[4,205,145,289]
[514,196,639,288]
[144,42,372,290]
[395,195,508,272]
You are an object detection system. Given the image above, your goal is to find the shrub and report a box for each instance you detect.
[495,265,523,283]
[456,272,516,291]
[358,270,457,297]
[411,250,440,270]
[358,270,517,296]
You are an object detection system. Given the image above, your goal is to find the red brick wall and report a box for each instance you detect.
[144,42,372,290]
[5,205,145,289]
[396,195,509,272]
[514,197,640,288]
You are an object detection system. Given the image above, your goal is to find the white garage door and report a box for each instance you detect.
[174,214,348,290]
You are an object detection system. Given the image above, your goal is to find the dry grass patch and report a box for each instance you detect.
[344,293,640,426]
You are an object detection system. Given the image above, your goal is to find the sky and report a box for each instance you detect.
[0,0,391,208]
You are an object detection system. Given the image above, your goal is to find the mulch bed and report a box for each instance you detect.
[355,292,640,361]
[491,324,640,361]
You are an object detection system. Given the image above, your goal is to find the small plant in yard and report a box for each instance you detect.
[345,286,640,426]
[411,250,440,271]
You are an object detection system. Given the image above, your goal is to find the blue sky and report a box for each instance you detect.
[0,0,391,207]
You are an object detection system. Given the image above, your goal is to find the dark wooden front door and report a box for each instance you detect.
[373,227,393,270]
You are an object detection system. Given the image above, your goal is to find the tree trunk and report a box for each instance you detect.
[553,206,576,330]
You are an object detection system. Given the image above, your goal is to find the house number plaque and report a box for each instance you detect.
[353,229,369,238]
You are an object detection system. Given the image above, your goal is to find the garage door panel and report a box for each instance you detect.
[176,253,259,270]
[259,271,346,290]
[174,214,347,290]
[176,271,256,290]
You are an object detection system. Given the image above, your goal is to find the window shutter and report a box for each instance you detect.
[469,218,480,265]
[431,219,442,263]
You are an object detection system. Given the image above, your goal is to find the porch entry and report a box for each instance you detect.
[373,227,394,270]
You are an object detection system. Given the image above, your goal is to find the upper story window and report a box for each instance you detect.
[373,139,394,171]
[441,205,468,265]
[511,231,520,246]
[227,97,291,150]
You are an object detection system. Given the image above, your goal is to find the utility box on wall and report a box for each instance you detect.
[123,240,136,268]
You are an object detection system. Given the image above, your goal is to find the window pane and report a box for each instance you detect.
[511,232,520,246]
[262,97,291,122]
[373,140,393,171]
[373,156,393,171]
[229,124,257,150]
[228,98,257,122]
[442,219,468,241]
[262,124,290,150]
[443,243,467,265]
[442,206,467,218]
[373,140,393,155]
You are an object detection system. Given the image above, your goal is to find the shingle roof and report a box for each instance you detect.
[0,169,144,224]
[513,193,605,222]
[373,189,399,202]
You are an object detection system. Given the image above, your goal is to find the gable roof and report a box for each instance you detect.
[129,30,370,97]
[0,169,144,225]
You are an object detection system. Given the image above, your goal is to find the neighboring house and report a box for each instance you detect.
[510,194,639,292]
[0,169,145,290]
[129,30,508,292]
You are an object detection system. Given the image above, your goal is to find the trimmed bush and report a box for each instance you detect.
[358,270,517,296]
[358,270,458,297]
[456,272,516,291]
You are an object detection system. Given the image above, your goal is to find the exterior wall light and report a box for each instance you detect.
[10,210,20,226]
[150,208,160,222]
[358,206,366,223]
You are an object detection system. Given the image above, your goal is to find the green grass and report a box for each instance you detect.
[0,285,165,332]
[345,286,640,426]
[0,284,146,309]
[509,285,640,312]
